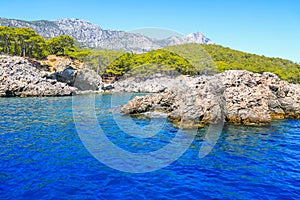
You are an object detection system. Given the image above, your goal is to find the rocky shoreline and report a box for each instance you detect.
[1,55,299,127]
[120,71,300,127]
[0,55,103,97]
[0,56,76,97]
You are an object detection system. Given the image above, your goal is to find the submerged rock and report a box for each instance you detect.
[0,56,77,97]
[121,70,300,127]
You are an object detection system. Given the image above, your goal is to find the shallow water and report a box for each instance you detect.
[0,94,299,199]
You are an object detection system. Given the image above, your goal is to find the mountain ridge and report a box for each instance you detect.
[0,17,213,52]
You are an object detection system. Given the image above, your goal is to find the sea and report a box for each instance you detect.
[0,94,299,199]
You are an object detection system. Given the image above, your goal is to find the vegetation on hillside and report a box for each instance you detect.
[105,49,199,76]
[0,26,88,59]
[200,44,300,83]
[100,43,300,83]
[0,26,299,83]
[82,50,124,74]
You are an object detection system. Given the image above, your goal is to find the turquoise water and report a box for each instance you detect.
[0,94,300,199]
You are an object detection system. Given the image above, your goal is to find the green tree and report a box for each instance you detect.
[0,26,13,54]
[105,49,194,76]
[0,26,47,58]
[46,35,76,56]
[25,35,47,58]
[17,28,44,57]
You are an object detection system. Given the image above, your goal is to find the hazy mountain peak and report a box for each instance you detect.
[0,17,214,51]
[183,32,214,44]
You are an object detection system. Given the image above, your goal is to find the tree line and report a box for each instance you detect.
[200,44,300,83]
[0,26,83,59]
[1,25,299,83]
[101,43,300,83]
[105,49,198,76]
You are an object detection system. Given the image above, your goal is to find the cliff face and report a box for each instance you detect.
[0,18,213,51]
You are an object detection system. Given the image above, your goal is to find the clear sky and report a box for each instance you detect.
[1,0,299,62]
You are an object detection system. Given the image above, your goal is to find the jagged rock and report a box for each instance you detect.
[217,70,300,122]
[121,76,226,128]
[120,70,300,127]
[0,56,77,97]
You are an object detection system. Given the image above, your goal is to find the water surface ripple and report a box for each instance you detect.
[0,95,299,199]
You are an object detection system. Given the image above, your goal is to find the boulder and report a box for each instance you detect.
[51,67,103,91]
[74,68,103,91]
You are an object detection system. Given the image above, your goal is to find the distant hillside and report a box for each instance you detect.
[0,17,213,52]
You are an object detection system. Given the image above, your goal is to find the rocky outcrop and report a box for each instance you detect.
[50,66,103,91]
[0,56,77,97]
[120,70,300,127]
[120,76,226,128]
[218,71,300,125]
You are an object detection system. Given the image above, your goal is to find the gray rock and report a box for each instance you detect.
[120,70,300,127]
[102,84,115,91]
[0,56,77,97]
[74,68,103,91]
[50,66,103,91]
[121,76,226,128]
[55,66,76,85]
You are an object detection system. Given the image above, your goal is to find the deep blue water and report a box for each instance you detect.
[0,94,300,199]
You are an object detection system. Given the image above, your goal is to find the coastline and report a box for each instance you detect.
[1,55,299,127]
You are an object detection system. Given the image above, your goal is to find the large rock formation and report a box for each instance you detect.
[0,56,77,97]
[218,70,300,125]
[120,70,300,127]
[0,55,103,97]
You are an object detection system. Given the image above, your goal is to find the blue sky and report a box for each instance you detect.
[1,0,299,62]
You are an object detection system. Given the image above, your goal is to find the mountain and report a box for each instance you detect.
[164,32,213,46]
[0,17,213,52]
